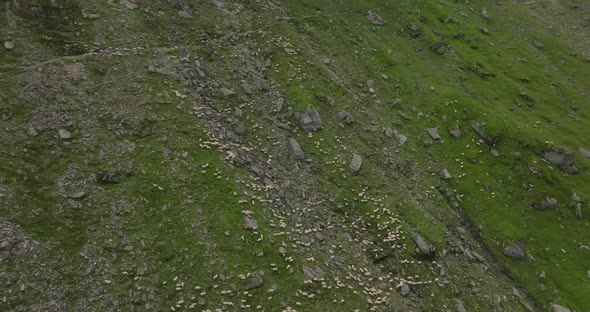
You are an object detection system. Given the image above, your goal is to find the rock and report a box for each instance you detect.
[4,41,14,50]
[491,149,500,157]
[551,304,572,312]
[532,40,544,49]
[441,169,452,180]
[385,128,395,138]
[58,129,71,140]
[177,10,192,18]
[408,25,422,38]
[1,112,12,121]
[349,153,362,173]
[287,138,305,160]
[243,276,263,290]
[543,150,577,173]
[502,243,525,259]
[326,96,335,105]
[397,134,408,145]
[398,110,411,121]
[449,128,461,138]
[26,127,38,137]
[220,87,236,97]
[241,82,253,95]
[295,106,322,132]
[533,197,558,210]
[544,151,574,166]
[368,10,384,25]
[400,284,410,297]
[234,123,247,136]
[442,16,452,23]
[572,193,584,203]
[426,127,441,140]
[278,247,287,256]
[456,299,467,312]
[276,98,285,112]
[337,111,354,125]
[481,9,490,19]
[243,215,258,230]
[122,0,138,10]
[414,234,435,258]
[303,266,325,281]
[578,147,590,158]
[66,191,86,199]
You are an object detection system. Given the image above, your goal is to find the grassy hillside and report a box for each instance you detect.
[1,0,588,311]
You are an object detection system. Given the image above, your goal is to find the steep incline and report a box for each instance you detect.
[1,1,588,311]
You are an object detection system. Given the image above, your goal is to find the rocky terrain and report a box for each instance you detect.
[1,0,589,311]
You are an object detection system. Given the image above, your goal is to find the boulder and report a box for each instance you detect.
[243,276,263,290]
[551,304,572,312]
[544,151,574,166]
[414,234,435,258]
[243,215,258,230]
[533,197,558,210]
[426,127,441,140]
[295,106,322,132]
[400,284,410,297]
[449,128,461,138]
[337,111,354,124]
[502,243,525,259]
[349,153,362,173]
[368,11,384,25]
[578,147,590,158]
[303,266,325,281]
[287,138,305,160]
[441,169,452,180]
[58,129,71,140]
[456,299,467,312]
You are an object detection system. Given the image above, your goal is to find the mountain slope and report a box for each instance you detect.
[1,0,589,311]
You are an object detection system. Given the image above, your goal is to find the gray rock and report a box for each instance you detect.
[303,266,325,280]
[456,299,467,312]
[295,106,322,132]
[385,128,395,138]
[551,304,572,312]
[397,134,408,145]
[398,110,412,120]
[287,138,305,160]
[441,169,452,180]
[177,10,192,18]
[243,215,258,230]
[243,276,263,290]
[414,234,435,258]
[241,82,253,95]
[234,123,247,136]
[426,127,441,140]
[337,111,354,124]
[502,243,525,259]
[278,247,287,256]
[449,128,461,138]
[66,191,86,199]
[532,40,544,49]
[349,153,362,173]
[400,284,410,297]
[572,193,584,203]
[533,197,558,210]
[579,147,590,158]
[408,25,422,38]
[327,96,335,105]
[220,87,236,97]
[58,129,71,140]
[4,41,14,50]
[544,151,574,166]
[368,11,384,25]
[491,149,500,157]
[26,127,38,137]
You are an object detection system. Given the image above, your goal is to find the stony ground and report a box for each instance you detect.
[1,1,589,311]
